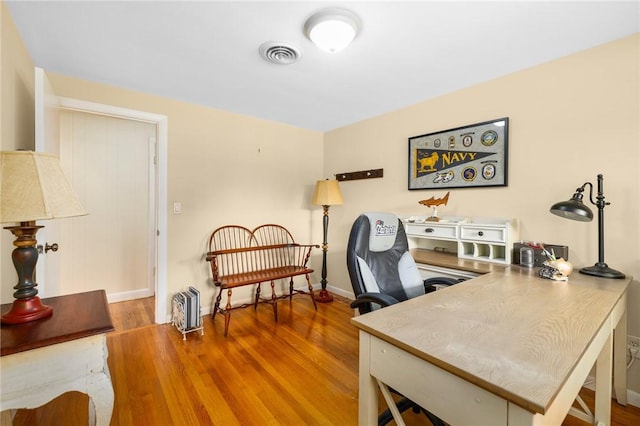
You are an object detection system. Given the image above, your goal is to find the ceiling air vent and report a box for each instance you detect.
[259,41,301,65]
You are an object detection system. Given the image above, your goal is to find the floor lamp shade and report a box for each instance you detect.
[0,151,87,324]
[312,179,344,206]
[312,179,343,303]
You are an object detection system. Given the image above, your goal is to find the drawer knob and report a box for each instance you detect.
[478,231,484,236]
[424,228,434,233]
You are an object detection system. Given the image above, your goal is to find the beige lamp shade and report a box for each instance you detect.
[0,151,87,223]
[312,179,344,206]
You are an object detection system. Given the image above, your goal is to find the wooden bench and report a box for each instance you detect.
[206,224,318,336]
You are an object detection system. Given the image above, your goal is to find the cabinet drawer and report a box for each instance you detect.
[406,223,457,240]
[460,226,505,243]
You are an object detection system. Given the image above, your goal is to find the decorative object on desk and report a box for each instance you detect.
[538,264,568,281]
[512,242,569,267]
[418,191,450,222]
[0,151,87,324]
[539,243,574,276]
[311,179,344,302]
[545,258,573,277]
[550,173,625,279]
[408,118,508,190]
[519,245,534,268]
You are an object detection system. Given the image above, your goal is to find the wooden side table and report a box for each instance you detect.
[1,290,115,426]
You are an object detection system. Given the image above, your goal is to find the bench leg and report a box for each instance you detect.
[254,283,261,310]
[288,278,294,301]
[212,287,223,320]
[223,289,232,336]
[306,273,317,310]
[270,281,278,322]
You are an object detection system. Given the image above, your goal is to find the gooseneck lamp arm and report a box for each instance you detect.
[549,174,625,279]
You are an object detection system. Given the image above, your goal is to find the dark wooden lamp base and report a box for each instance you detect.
[1,297,53,324]
[1,223,53,325]
[315,289,334,303]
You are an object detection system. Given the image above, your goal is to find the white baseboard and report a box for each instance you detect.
[107,288,154,303]
[629,389,640,407]
[320,283,354,299]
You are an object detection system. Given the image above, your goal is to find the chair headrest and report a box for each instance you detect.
[363,212,400,252]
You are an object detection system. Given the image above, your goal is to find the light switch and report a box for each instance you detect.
[173,202,182,214]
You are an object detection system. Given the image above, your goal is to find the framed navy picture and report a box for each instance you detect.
[408,117,509,190]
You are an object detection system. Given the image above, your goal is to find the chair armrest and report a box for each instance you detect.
[349,292,400,310]
[423,276,465,293]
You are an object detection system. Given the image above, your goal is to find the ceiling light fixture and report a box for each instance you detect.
[304,8,360,53]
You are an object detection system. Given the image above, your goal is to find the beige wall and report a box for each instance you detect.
[324,34,640,391]
[44,72,325,316]
[1,1,35,299]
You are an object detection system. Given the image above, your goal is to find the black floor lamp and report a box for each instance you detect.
[549,173,625,279]
[312,179,344,302]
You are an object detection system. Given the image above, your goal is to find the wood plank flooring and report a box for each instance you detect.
[108,296,155,333]
[8,295,640,425]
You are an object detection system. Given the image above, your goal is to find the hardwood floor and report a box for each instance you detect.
[9,295,640,425]
[108,296,155,333]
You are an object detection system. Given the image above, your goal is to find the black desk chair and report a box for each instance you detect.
[347,212,462,426]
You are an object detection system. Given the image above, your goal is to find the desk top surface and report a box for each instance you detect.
[351,252,631,415]
[1,290,114,356]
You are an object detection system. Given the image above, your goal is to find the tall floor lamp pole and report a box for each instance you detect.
[312,179,343,303]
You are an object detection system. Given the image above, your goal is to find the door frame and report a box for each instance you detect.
[58,97,168,324]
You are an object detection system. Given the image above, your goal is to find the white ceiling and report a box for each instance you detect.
[6,1,639,132]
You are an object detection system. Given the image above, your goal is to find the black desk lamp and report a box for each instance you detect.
[549,174,625,279]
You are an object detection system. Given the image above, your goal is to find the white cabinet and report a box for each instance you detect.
[403,217,518,265]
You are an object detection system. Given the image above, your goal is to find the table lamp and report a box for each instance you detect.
[0,151,87,324]
[312,179,343,302]
[549,173,624,279]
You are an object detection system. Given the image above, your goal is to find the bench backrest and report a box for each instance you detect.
[207,224,312,282]
[251,224,295,246]
[208,225,254,278]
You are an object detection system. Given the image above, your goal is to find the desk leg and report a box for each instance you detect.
[594,332,613,426]
[359,331,378,426]
[613,307,627,405]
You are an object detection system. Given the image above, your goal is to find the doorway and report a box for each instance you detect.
[57,97,169,324]
[58,109,156,302]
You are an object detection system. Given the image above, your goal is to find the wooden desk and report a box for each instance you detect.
[352,264,630,425]
[0,290,115,426]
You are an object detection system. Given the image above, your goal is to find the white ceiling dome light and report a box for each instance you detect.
[304,8,360,53]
